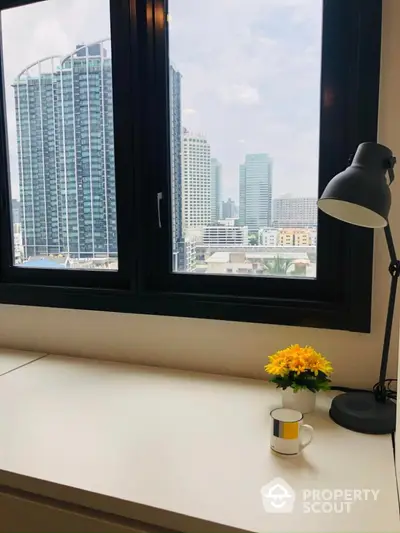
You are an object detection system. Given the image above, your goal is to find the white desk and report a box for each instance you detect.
[0,355,398,532]
[0,348,44,375]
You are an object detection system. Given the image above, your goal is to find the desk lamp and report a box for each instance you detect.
[318,142,397,434]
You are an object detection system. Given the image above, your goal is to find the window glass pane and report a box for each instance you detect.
[169,0,321,278]
[2,0,118,271]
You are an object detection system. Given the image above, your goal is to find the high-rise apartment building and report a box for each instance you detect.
[182,131,211,229]
[222,198,237,219]
[14,40,116,260]
[239,154,272,231]
[273,195,317,228]
[210,158,222,224]
[169,65,184,270]
[12,199,20,224]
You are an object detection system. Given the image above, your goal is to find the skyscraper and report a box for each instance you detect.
[14,40,116,260]
[239,154,272,231]
[210,158,222,224]
[273,195,317,228]
[12,199,20,224]
[169,65,184,270]
[182,131,211,229]
[222,198,237,219]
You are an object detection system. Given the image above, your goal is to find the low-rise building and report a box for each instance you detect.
[204,250,312,277]
[278,228,313,246]
[259,228,279,247]
[202,225,249,247]
[310,229,317,246]
[13,223,23,264]
[185,238,197,272]
[205,252,253,275]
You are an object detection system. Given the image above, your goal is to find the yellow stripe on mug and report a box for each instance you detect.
[273,419,299,440]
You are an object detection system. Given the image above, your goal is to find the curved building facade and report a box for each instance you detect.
[14,40,117,260]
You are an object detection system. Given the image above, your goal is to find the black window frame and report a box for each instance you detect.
[0,0,137,291]
[0,0,382,333]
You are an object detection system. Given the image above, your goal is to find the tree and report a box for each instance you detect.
[261,255,296,276]
[249,234,258,245]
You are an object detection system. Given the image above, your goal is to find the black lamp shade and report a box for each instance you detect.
[318,142,393,228]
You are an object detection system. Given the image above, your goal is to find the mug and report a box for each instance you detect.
[270,408,313,456]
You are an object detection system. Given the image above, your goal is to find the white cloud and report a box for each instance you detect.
[170,0,323,200]
[1,0,111,197]
[219,84,260,106]
[1,0,323,203]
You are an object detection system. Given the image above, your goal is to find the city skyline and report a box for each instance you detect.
[3,0,322,204]
[7,59,316,209]
[8,35,316,237]
[3,0,319,279]
[169,0,321,202]
[8,34,316,268]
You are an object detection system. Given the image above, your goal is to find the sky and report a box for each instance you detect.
[1,0,322,203]
[1,0,111,201]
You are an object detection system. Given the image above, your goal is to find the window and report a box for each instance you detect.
[2,0,118,272]
[0,0,381,331]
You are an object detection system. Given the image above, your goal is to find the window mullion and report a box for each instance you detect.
[110,0,139,291]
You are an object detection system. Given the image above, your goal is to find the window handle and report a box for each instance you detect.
[157,192,163,229]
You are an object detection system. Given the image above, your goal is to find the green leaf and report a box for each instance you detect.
[269,371,331,392]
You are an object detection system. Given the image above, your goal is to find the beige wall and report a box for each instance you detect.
[0,1,399,389]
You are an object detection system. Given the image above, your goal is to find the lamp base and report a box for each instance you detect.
[329,391,396,434]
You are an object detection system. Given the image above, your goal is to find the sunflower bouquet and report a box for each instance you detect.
[264,344,333,392]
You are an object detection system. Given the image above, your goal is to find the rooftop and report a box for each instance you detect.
[246,252,309,260]
[21,257,67,269]
[205,252,230,263]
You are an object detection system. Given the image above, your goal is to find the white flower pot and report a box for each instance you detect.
[281,387,316,414]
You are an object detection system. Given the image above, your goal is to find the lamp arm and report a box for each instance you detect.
[377,224,400,400]
[384,223,398,265]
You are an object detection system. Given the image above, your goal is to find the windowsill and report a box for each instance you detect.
[0,352,397,533]
[0,281,372,332]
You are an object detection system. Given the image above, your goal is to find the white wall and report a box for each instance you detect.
[0,1,399,389]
